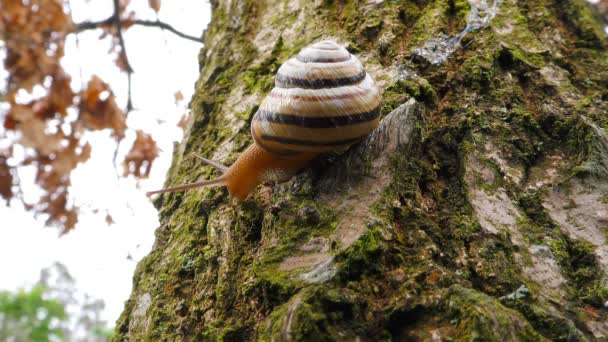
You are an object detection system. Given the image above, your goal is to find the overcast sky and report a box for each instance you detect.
[0,0,211,323]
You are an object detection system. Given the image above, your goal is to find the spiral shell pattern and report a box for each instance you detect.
[251,40,381,154]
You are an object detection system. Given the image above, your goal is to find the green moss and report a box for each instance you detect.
[409,0,450,47]
[469,237,522,295]
[362,13,384,41]
[335,1,385,44]
[217,324,251,342]
[540,115,608,179]
[443,285,546,341]
[556,0,606,49]
[500,300,585,341]
[381,82,411,115]
[453,0,471,18]
[396,2,424,26]
[496,46,545,71]
[550,236,608,307]
[461,55,496,89]
[381,78,437,115]
[491,0,551,61]
[242,36,310,95]
[252,198,339,267]
[335,226,385,281]
[262,287,365,341]
[518,191,554,229]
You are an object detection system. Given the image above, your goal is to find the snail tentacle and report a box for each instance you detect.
[191,152,228,172]
[146,176,227,197]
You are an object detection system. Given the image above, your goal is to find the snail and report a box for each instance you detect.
[147,40,381,201]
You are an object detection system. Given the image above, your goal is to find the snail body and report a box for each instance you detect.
[148,40,381,201]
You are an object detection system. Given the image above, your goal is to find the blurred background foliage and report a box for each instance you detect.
[0,263,113,341]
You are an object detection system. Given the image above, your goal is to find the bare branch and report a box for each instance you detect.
[130,19,204,43]
[74,18,204,44]
[109,0,133,173]
[74,17,113,31]
[111,0,133,110]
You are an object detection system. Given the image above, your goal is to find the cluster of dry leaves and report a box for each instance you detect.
[0,0,163,233]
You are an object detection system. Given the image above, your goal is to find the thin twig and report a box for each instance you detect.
[74,17,113,31]
[131,19,204,43]
[74,18,204,44]
[111,0,133,112]
[110,0,133,171]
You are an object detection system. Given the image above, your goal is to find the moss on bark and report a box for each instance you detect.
[114,0,608,340]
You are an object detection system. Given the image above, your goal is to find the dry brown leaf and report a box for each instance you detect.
[8,102,65,156]
[148,0,161,13]
[123,130,159,178]
[48,70,75,116]
[1,0,70,91]
[34,137,90,195]
[0,155,13,202]
[105,213,115,225]
[174,90,184,104]
[177,114,188,130]
[3,115,17,130]
[40,189,78,235]
[8,103,34,122]
[79,76,126,138]
[121,18,135,30]
[20,117,64,156]
[51,140,91,177]
[118,0,132,14]
[115,50,129,72]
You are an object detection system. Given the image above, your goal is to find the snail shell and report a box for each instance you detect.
[251,40,382,155]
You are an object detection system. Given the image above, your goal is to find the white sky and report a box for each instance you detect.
[0,0,211,324]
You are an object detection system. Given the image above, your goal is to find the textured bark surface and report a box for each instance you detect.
[114,0,608,340]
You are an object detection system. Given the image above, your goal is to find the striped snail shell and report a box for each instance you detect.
[148,40,382,201]
[251,40,382,155]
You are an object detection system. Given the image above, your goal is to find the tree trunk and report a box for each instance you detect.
[114,0,608,340]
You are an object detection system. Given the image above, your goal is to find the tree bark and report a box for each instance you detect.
[114,0,608,340]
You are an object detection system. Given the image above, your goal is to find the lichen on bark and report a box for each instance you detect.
[114,0,608,340]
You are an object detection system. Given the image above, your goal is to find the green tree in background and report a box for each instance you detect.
[37,262,113,342]
[0,285,67,341]
[0,262,114,341]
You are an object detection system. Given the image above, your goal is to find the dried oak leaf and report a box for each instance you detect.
[24,0,74,33]
[9,103,63,156]
[40,189,78,235]
[148,0,161,13]
[37,138,91,192]
[79,76,126,138]
[123,130,158,178]
[174,90,184,104]
[115,50,130,72]
[1,0,71,91]
[0,1,28,27]
[52,139,91,179]
[105,212,115,225]
[177,114,188,130]
[0,155,13,202]
[119,0,132,14]
[48,70,75,116]
[3,115,17,130]
[21,118,64,156]
[5,46,55,91]
[121,17,136,30]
